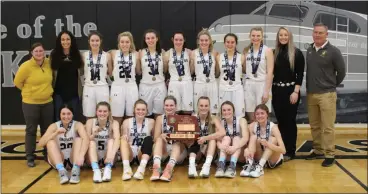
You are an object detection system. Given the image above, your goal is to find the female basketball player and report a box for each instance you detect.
[190,29,219,114]
[216,33,246,117]
[138,29,166,117]
[86,101,120,183]
[110,32,141,125]
[83,30,112,119]
[163,32,194,114]
[120,99,155,180]
[150,96,188,182]
[38,104,89,184]
[188,96,226,178]
[243,27,274,122]
[215,101,249,178]
[240,104,286,178]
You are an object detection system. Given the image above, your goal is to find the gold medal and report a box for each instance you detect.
[152,76,156,81]
[178,77,182,81]
[206,78,210,83]
[93,80,97,84]
[229,81,233,85]
[125,78,129,83]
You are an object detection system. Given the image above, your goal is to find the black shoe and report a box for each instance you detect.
[305,152,325,160]
[322,158,335,167]
[284,155,294,162]
[27,159,35,167]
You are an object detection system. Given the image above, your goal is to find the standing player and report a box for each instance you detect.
[86,102,120,183]
[243,27,274,122]
[215,101,249,178]
[138,29,166,118]
[83,31,112,119]
[240,104,286,178]
[217,33,246,117]
[120,99,155,180]
[38,104,89,184]
[164,32,194,114]
[110,32,141,125]
[190,29,219,114]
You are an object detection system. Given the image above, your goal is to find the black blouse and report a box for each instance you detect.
[273,45,305,86]
[54,54,79,101]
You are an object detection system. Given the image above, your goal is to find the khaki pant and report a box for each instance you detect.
[307,92,337,158]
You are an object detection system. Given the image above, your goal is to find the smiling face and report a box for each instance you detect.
[254,108,268,124]
[313,25,328,46]
[199,34,210,50]
[278,29,289,45]
[61,33,71,50]
[221,104,234,120]
[60,107,73,124]
[31,46,45,61]
[119,36,131,53]
[164,99,176,115]
[89,34,101,50]
[224,35,237,51]
[134,103,147,119]
[96,105,109,121]
[145,32,158,48]
[172,33,185,49]
[250,30,263,45]
[197,98,210,116]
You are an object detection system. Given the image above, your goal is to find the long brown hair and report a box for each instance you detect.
[133,99,148,116]
[274,27,296,71]
[254,104,270,117]
[243,27,264,54]
[96,101,114,131]
[197,96,214,134]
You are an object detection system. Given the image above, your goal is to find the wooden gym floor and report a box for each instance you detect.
[1,126,367,193]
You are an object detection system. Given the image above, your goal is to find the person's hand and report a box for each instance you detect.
[244,148,254,160]
[260,139,269,148]
[262,92,269,104]
[56,127,66,134]
[290,92,298,104]
[197,136,207,145]
[161,133,168,142]
[226,146,238,155]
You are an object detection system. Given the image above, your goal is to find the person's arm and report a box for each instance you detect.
[214,51,220,78]
[241,54,246,74]
[106,52,113,77]
[110,50,116,77]
[121,119,130,141]
[37,123,60,147]
[265,125,286,154]
[108,120,121,159]
[163,49,170,74]
[246,122,257,153]
[332,48,346,86]
[235,118,249,149]
[135,51,142,75]
[263,48,274,101]
[148,118,155,137]
[189,49,196,75]
[204,116,226,141]
[14,61,30,90]
[153,115,163,142]
[75,121,90,158]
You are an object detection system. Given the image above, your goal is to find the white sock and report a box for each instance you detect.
[189,157,196,166]
[259,159,266,167]
[153,156,161,167]
[139,159,148,169]
[168,158,176,168]
[247,158,254,166]
[122,160,130,169]
[204,156,213,166]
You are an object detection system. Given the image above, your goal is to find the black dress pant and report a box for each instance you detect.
[272,85,300,157]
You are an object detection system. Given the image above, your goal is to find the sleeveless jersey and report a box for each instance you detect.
[253,121,275,139]
[56,120,77,159]
[83,51,109,86]
[168,48,191,81]
[92,119,112,153]
[219,52,243,90]
[112,51,137,85]
[194,49,216,83]
[140,49,164,84]
[245,45,268,82]
[162,114,174,144]
[221,116,242,137]
[128,118,150,147]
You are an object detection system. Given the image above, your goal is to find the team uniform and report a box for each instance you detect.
[111,51,138,117]
[218,53,245,117]
[244,44,272,112]
[128,118,151,159]
[83,51,110,117]
[253,121,283,168]
[139,49,167,115]
[167,49,193,112]
[48,120,78,169]
[92,119,112,164]
[221,116,242,139]
[193,49,218,114]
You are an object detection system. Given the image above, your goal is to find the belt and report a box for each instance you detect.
[273,81,295,87]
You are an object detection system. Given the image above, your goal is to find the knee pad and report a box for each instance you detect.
[188,141,200,154]
[141,136,153,156]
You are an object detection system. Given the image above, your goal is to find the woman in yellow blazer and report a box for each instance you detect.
[14,42,54,167]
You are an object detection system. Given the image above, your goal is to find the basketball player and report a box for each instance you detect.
[138,29,166,117]
[190,29,219,114]
[243,27,274,122]
[240,104,286,178]
[215,101,249,178]
[150,96,188,182]
[38,104,89,184]
[86,101,120,183]
[187,96,226,178]
[110,32,141,125]
[120,99,155,180]
[217,33,246,117]
[83,31,112,119]
[163,32,194,114]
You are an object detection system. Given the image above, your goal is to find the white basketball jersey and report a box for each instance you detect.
[128,118,150,147]
[84,51,108,86]
[162,115,174,144]
[245,45,268,82]
[140,49,164,84]
[221,116,241,137]
[112,51,137,85]
[253,121,275,139]
[56,120,77,159]
[168,48,191,81]
[194,49,216,83]
[92,119,111,152]
[219,52,242,90]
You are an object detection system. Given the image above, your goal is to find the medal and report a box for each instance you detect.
[93,80,97,84]
[253,73,258,78]
[178,77,182,81]
[206,78,210,83]
[125,78,129,83]
[152,76,156,81]
[229,81,233,85]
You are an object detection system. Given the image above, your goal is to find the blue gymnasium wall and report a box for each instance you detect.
[1,1,367,124]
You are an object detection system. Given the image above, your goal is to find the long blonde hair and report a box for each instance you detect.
[117,31,136,52]
[197,96,215,134]
[96,101,114,131]
[196,29,214,52]
[274,27,296,71]
[243,27,264,54]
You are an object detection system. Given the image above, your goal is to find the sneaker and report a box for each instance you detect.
[199,163,211,178]
[240,163,253,177]
[27,159,35,168]
[305,152,324,160]
[188,164,198,178]
[58,169,69,184]
[159,166,173,182]
[215,161,226,178]
[69,167,80,184]
[322,158,335,167]
[150,164,161,181]
[133,166,145,180]
[122,167,133,181]
[102,167,112,182]
[249,164,264,178]
[224,162,236,178]
[93,169,102,183]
